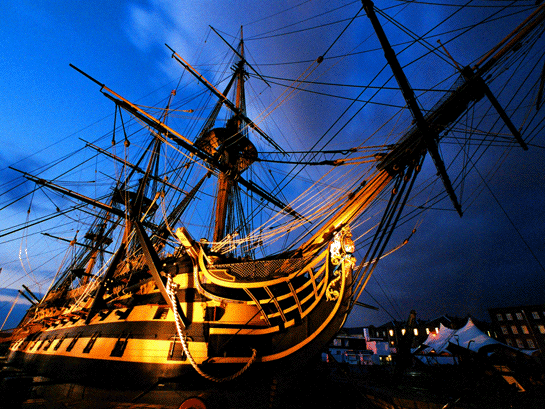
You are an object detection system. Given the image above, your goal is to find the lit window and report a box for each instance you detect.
[538,325,545,334]
[35,339,44,351]
[511,326,518,334]
[153,307,169,319]
[167,337,186,361]
[496,314,503,321]
[532,311,540,319]
[66,333,82,352]
[401,329,406,335]
[516,339,524,349]
[516,313,523,320]
[527,339,535,348]
[389,329,394,337]
[413,328,418,336]
[54,335,66,351]
[426,328,430,334]
[435,327,439,333]
[43,336,55,351]
[83,332,100,354]
[506,313,513,321]
[521,326,529,334]
[111,333,130,358]
[501,326,508,335]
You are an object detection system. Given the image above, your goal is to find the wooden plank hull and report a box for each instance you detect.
[7,260,352,387]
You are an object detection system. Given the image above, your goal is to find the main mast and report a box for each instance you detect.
[212,28,252,244]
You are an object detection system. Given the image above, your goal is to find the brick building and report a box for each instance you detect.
[489,304,545,352]
[359,315,492,350]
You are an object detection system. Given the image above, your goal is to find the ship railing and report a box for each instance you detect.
[197,247,335,329]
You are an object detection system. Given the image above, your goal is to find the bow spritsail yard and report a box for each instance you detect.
[2,0,545,390]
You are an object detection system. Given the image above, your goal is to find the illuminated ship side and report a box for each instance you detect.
[7,223,357,385]
[5,1,545,388]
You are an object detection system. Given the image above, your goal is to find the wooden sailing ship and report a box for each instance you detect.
[4,1,545,388]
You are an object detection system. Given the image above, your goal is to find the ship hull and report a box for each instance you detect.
[7,308,349,388]
[7,307,348,388]
[7,350,186,387]
[6,262,352,387]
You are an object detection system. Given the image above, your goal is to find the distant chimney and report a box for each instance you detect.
[363,328,370,341]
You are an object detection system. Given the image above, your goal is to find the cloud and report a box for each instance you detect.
[125,3,173,52]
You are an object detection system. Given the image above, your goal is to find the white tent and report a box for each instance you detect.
[448,317,502,353]
[420,323,456,354]
[416,318,534,391]
[419,318,512,355]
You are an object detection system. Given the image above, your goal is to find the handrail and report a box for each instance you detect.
[195,245,334,327]
[199,248,328,289]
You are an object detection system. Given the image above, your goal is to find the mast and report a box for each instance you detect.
[70,64,300,221]
[362,0,463,216]
[213,27,246,243]
[301,3,545,255]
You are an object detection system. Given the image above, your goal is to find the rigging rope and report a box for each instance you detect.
[166,274,257,382]
[0,291,20,331]
[19,189,38,289]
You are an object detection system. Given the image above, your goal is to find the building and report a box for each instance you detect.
[334,313,498,365]
[350,315,495,352]
[326,328,391,364]
[489,304,545,352]
[362,315,458,350]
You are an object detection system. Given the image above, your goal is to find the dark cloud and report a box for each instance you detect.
[352,179,545,326]
[346,139,545,327]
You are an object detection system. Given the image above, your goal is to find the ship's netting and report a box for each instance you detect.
[211,257,306,280]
